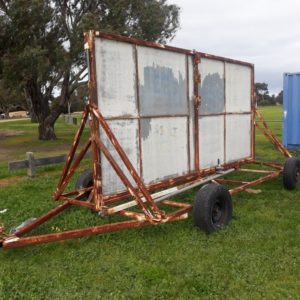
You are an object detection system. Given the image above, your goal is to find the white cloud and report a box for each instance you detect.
[169,0,300,93]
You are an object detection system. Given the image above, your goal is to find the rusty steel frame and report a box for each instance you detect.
[0,30,293,249]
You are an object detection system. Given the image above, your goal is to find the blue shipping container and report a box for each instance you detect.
[283,73,300,149]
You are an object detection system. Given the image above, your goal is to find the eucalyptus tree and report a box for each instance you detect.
[0,0,180,139]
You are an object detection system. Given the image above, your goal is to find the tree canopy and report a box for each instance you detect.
[255,82,282,106]
[0,0,180,139]
[0,79,26,117]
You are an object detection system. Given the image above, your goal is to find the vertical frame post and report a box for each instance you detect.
[193,51,201,172]
[86,30,103,211]
[134,45,143,179]
[223,62,227,164]
[251,65,256,159]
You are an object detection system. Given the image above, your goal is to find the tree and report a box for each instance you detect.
[255,82,269,105]
[52,81,88,114]
[276,90,283,105]
[0,80,26,118]
[0,0,180,140]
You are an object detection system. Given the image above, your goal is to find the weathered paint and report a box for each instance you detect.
[100,119,139,195]
[2,31,288,250]
[93,36,253,196]
[225,63,251,113]
[199,115,225,168]
[188,56,195,171]
[141,117,189,184]
[199,58,225,114]
[95,38,138,117]
[138,46,188,116]
[225,114,251,162]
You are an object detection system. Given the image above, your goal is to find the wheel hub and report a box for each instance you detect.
[212,202,222,223]
[296,168,300,183]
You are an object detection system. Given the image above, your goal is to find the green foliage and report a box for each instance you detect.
[1,106,300,298]
[0,80,26,116]
[255,82,282,106]
[52,81,88,113]
[0,0,180,139]
[276,90,283,105]
[0,0,63,87]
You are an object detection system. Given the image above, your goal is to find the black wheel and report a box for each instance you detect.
[283,158,300,190]
[75,169,93,199]
[193,183,232,234]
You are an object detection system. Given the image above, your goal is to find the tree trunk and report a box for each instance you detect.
[30,112,38,123]
[24,88,38,123]
[26,79,56,140]
[38,120,56,140]
[4,110,9,119]
[25,74,71,140]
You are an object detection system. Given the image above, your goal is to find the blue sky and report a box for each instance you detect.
[169,0,300,95]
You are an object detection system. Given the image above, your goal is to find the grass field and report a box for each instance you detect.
[1,106,300,299]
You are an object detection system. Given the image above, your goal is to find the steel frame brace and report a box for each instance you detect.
[0,31,292,249]
[0,106,288,249]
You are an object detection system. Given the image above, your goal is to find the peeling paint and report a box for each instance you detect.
[138,46,187,116]
[141,118,152,141]
[141,117,189,184]
[199,73,224,114]
[226,63,251,113]
[199,58,225,115]
[95,38,138,117]
[139,65,187,116]
[100,119,139,195]
[226,114,251,162]
[94,38,252,196]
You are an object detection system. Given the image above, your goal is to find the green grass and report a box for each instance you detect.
[0,116,90,179]
[255,106,285,162]
[1,106,300,299]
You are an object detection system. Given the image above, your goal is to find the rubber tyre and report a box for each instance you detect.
[193,183,233,234]
[75,169,93,199]
[283,158,300,190]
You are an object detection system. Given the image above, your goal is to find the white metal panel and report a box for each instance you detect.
[226,114,251,162]
[95,38,137,118]
[93,36,253,196]
[199,58,225,114]
[225,63,251,113]
[188,56,195,171]
[137,46,187,116]
[101,120,139,195]
[141,117,189,184]
[199,115,224,169]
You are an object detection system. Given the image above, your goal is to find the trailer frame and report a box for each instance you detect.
[0,31,292,249]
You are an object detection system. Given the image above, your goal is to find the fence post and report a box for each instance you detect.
[26,152,36,177]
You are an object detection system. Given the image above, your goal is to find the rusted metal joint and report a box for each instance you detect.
[193,51,201,64]
[97,206,109,217]
[52,190,60,201]
[0,224,8,242]
[193,95,201,106]
[142,209,167,225]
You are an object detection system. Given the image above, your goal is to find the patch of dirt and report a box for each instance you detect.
[0,129,24,140]
[0,176,26,187]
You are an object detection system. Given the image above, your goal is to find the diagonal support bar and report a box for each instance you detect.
[93,134,163,222]
[229,171,281,195]
[11,202,71,238]
[57,108,89,187]
[255,109,291,158]
[53,138,92,200]
[91,106,165,221]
